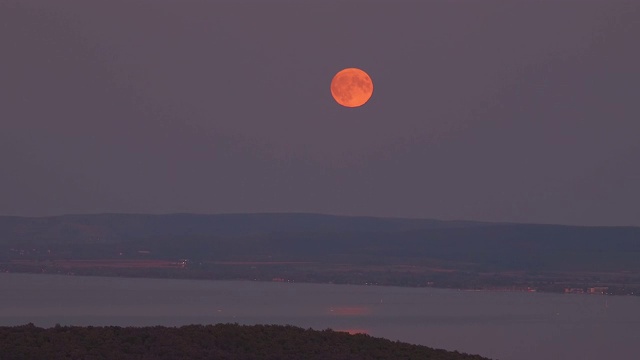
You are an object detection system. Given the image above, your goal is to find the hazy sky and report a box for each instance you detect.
[1,0,639,226]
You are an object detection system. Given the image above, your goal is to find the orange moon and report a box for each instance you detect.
[330,68,373,108]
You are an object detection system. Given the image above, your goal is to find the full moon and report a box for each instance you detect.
[330,68,373,108]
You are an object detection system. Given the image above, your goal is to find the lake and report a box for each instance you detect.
[1,273,638,360]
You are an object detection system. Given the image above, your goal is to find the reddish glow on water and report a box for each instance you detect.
[328,306,371,316]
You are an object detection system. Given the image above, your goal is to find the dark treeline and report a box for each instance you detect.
[0,323,491,360]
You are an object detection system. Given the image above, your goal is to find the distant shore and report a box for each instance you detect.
[2,259,637,297]
[2,213,639,298]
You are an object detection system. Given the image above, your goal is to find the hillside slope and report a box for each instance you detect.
[0,323,491,360]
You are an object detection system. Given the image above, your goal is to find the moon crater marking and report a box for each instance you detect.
[331,68,373,108]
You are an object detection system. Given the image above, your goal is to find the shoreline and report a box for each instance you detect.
[2,266,636,297]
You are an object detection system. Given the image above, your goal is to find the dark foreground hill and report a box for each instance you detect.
[0,323,490,360]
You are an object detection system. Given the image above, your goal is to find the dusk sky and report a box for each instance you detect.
[1,0,639,226]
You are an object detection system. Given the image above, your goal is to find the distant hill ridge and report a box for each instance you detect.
[2,213,640,284]
[0,213,638,245]
[0,213,488,244]
[0,214,640,272]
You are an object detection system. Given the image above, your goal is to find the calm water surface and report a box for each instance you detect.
[1,273,638,360]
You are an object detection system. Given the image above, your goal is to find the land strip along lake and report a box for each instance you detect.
[1,273,638,360]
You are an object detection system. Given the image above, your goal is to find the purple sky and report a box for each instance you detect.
[1,0,639,226]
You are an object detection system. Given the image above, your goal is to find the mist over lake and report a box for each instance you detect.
[3,273,638,360]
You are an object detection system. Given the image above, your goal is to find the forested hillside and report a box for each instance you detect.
[0,323,491,360]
